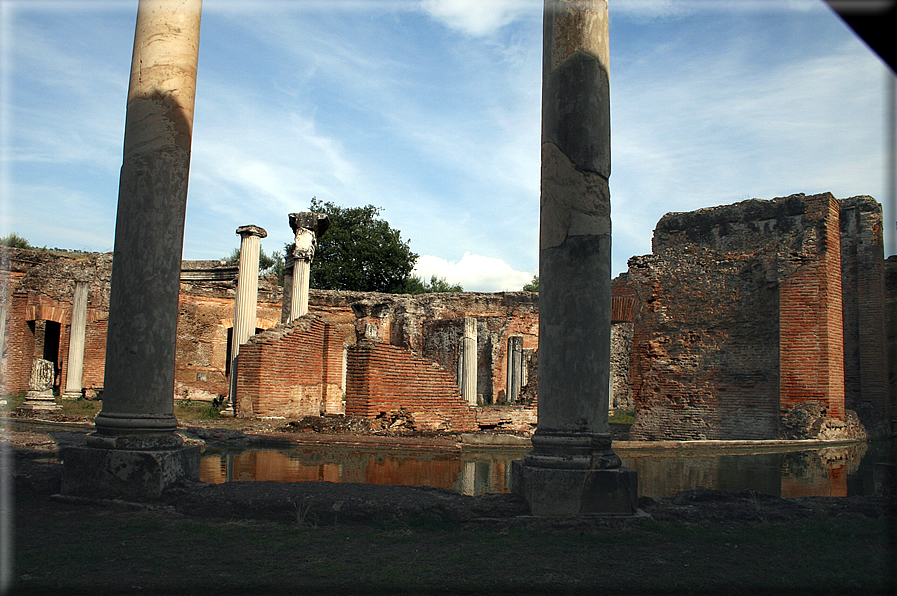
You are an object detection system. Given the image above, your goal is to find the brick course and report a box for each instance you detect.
[345,340,477,432]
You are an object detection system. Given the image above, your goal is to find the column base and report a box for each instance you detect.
[62,390,84,400]
[60,442,200,501]
[18,391,61,412]
[511,460,638,516]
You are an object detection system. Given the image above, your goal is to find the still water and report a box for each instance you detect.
[200,439,888,498]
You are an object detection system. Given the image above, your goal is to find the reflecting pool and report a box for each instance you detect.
[200,439,890,498]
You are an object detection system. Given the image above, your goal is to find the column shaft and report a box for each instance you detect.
[63,282,89,398]
[512,0,637,515]
[290,258,311,319]
[287,212,329,321]
[507,335,523,404]
[230,225,267,403]
[95,0,202,437]
[462,317,477,406]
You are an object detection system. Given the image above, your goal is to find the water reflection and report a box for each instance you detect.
[200,447,519,496]
[200,440,888,498]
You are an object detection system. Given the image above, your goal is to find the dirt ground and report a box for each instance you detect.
[5,415,897,594]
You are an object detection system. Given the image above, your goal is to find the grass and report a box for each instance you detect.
[2,393,222,421]
[609,409,635,425]
[13,495,894,595]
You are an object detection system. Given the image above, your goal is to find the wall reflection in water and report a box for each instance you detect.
[200,447,521,496]
[200,440,883,498]
[619,442,872,498]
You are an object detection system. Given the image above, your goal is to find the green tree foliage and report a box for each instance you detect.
[402,275,463,294]
[0,233,31,248]
[307,198,418,293]
[225,246,278,275]
[522,275,539,292]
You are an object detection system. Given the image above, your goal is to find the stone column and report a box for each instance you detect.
[512,0,637,515]
[281,252,294,324]
[506,335,523,404]
[63,282,89,399]
[229,225,267,406]
[288,212,329,320]
[18,359,60,412]
[462,317,478,406]
[61,0,202,500]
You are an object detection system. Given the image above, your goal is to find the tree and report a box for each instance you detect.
[523,275,539,292]
[225,246,278,275]
[0,233,31,249]
[402,275,463,294]
[306,198,418,293]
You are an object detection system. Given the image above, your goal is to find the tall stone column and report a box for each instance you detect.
[63,282,89,399]
[61,0,202,500]
[229,225,267,406]
[506,335,523,404]
[288,212,329,320]
[281,252,294,324]
[512,0,637,515]
[462,317,478,406]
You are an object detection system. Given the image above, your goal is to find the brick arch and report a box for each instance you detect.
[25,303,69,324]
[611,295,639,323]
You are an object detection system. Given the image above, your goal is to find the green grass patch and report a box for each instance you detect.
[174,398,221,420]
[609,409,635,424]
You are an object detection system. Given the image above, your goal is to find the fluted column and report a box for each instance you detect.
[63,282,89,399]
[288,212,329,320]
[512,0,637,516]
[462,317,478,406]
[229,225,267,405]
[506,335,523,404]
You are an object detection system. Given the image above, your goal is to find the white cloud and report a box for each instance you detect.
[420,0,538,36]
[414,252,534,292]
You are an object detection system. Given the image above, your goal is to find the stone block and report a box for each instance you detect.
[60,445,201,501]
[511,460,637,516]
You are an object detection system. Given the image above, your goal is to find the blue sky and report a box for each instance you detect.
[2,0,894,291]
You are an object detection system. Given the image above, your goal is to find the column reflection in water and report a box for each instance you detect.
[196,443,874,498]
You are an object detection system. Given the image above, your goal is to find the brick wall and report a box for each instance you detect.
[886,256,897,427]
[345,340,477,432]
[839,197,889,432]
[3,293,34,393]
[625,193,855,440]
[779,194,844,419]
[235,315,344,418]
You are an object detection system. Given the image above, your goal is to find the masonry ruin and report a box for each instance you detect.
[3,192,894,444]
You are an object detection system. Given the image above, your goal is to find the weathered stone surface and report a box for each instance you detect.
[60,444,200,500]
[62,281,89,398]
[95,0,202,440]
[620,193,889,441]
[514,0,631,516]
[19,358,61,412]
[511,460,637,516]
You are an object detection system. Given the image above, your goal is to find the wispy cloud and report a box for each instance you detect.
[414,252,534,292]
[420,0,539,36]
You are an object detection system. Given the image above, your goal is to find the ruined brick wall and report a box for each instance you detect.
[345,340,477,432]
[175,276,281,401]
[625,193,851,440]
[778,194,844,419]
[235,315,343,418]
[328,291,539,405]
[839,197,889,432]
[886,256,897,427]
[1,248,111,395]
[2,293,34,393]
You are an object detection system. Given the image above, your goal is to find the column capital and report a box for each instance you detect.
[236,224,267,239]
[289,212,329,261]
[289,212,330,237]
